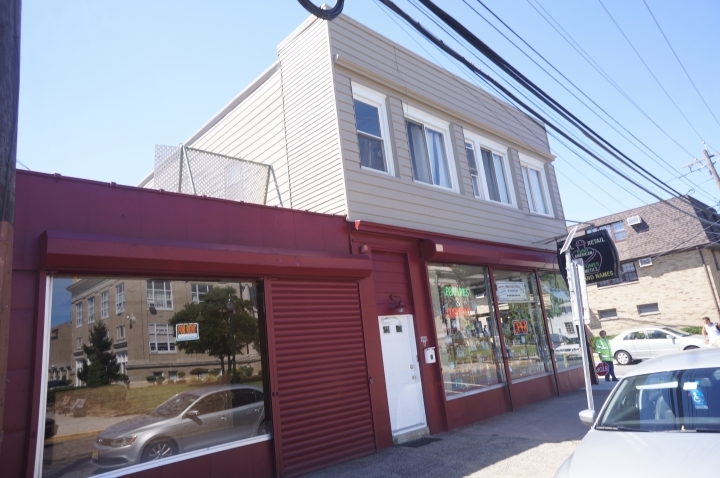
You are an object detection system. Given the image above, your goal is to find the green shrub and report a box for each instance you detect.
[208,369,220,377]
[146,375,157,383]
[190,368,208,376]
[241,366,253,377]
[177,371,186,378]
[682,326,703,335]
[156,377,165,385]
[115,374,129,384]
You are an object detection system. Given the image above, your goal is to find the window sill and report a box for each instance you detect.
[638,312,661,317]
[472,195,517,209]
[446,381,506,400]
[599,316,619,321]
[360,164,395,177]
[596,280,639,290]
[412,177,459,194]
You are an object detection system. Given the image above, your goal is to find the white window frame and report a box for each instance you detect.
[75,337,82,350]
[519,153,553,216]
[116,283,125,314]
[100,291,109,319]
[191,283,213,304]
[351,82,395,176]
[87,297,95,324]
[403,104,459,192]
[75,303,82,327]
[117,325,126,340]
[463,130,516,207]
[148,323,176,354]
[147,280,173,310]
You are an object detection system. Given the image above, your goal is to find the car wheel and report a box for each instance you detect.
[141,439,177,462]
[615,350,632,365]
[684,346,699,350]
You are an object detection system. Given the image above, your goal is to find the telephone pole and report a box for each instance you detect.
[684,142,720,193]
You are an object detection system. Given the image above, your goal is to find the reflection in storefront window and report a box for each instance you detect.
[428,264,506,399]
[493,270,553,381]
[538,271,582,371]
[41,277,270,478]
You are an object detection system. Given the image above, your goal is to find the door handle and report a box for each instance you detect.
[253,408,261,412]
[220,416,228,421]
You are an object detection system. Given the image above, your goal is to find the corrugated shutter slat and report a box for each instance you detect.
[271,280,375,476]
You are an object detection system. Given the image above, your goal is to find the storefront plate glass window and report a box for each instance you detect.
[538,271,582,371]
[428,264,506,399]
[493,270,553,381]
[40,277,271,478]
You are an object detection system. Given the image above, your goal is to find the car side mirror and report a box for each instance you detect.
[579,409,596,427]
[185,410,199,419]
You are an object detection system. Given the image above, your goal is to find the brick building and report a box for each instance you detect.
[576,196,720,334]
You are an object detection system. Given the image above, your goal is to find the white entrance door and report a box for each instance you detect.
[378,314,426,435]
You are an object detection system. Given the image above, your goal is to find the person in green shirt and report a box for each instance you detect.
[595,330,618,382]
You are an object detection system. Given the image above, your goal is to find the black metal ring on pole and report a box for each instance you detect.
[297,0,345,20]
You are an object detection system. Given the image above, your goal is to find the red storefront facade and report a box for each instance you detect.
[1,171,582,478]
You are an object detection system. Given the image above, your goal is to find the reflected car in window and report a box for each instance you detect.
[555,348,720,478]
[91,384,267,469]
[609,326,708,365]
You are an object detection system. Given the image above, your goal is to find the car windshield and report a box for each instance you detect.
[661,327,691,337]
[150,393,201,417]
[596,367,720,432]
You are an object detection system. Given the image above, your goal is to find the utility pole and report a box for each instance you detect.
[0,0,21,453]
[684,142,720,192]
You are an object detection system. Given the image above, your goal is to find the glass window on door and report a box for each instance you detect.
[493,270,553,381]
[427,263,506,399]
[538,271,582,372]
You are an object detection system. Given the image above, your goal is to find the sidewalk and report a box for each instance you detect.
[302,382,617,478]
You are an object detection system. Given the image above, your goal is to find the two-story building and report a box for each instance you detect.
[575,196,720,334]
[4,13,581,478]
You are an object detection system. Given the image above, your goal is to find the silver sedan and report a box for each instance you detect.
[91,384,268,469]
[609,326,708,365]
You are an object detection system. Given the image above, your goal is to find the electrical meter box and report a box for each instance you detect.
[424,347,436,364]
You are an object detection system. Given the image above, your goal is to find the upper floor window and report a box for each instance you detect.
[464,132,513,205]
[100,291,109,319]
[351,82,394,175]
[191,283,213,304]
[115,283,125,314]
[598,262,638,287]
[87,297,95,324]
[520,158,551,215]
[75,303,82,327]
[587,221,627,241]
[149,323,176,353]
[147,280,173,310]
[405,106,456,190]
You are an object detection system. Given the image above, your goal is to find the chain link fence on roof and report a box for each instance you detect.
[153,145,283,207]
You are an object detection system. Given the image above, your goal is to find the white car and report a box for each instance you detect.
[555,348,720,478]
[609,326,708,365]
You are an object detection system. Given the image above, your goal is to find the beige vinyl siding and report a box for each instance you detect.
[330,14,566,248]
[328,16,550,155]
[278,18,347,215]
[189,68,289,207]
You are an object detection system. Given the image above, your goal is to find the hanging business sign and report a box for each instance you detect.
[512,319,529,335]
[557,229,620,285]
[176,323,199,341]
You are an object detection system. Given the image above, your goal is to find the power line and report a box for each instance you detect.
[524,0,698,159]
[641,0,720,132]
[463,0,717,204]
[597,0,705,142]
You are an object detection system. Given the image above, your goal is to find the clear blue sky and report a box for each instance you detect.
[18,0,720,223]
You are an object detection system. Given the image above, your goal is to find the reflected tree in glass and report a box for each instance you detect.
[168,286,259,377]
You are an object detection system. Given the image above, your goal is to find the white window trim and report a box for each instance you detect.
[351,82,395,177]
[116,283,125,315]
[463,130,516,207]
[519,153,554,217]
[100,291,109,319]
[87,297,95,324]
[403,104,460,192]
[75,303,82,328]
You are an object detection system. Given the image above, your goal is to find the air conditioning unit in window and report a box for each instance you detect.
[638,257,652,267]
[627,215,642,226]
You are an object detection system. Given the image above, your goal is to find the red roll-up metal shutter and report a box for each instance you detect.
[268,280,375,477]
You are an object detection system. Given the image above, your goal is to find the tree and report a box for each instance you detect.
[168,286,259,375]
[76,322,120,387]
